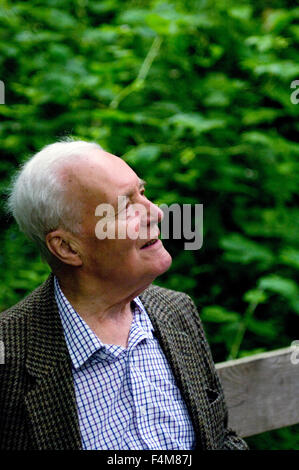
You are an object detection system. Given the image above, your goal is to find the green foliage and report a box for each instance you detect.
[246,423,299,450]
[0,0,299,449]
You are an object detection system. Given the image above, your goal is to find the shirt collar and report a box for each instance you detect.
[132,296,154,339]
[54,276,104,369]
[54,276,155,369]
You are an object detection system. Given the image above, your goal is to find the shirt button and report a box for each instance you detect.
[140,405,146,416]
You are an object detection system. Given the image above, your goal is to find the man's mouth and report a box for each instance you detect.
[140,239,159,249]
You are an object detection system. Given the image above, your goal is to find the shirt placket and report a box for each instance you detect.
[125,320,154,448]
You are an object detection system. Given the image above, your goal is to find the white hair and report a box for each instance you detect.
[6,138,102,265]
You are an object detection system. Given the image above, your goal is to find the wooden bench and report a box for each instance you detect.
[215,346,299,437]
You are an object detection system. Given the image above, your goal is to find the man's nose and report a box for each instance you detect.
[147,200,163,225]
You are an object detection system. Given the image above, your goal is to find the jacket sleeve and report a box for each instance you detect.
[187,295,249,450]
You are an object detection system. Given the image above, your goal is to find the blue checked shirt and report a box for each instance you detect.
[54,276,196,450]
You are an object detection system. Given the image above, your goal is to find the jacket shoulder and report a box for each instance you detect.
[139,283,201,332]
[141,283,193,304]
[0,275,54,369]
[0,275,53,337]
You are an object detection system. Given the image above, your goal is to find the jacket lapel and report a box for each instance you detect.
[25,274,82,450]
[139,286,215,449]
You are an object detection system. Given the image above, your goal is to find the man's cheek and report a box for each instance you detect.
[115,219,127,240]
[126,217,140,240]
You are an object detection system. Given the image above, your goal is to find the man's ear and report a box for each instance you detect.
[46,230,82,266]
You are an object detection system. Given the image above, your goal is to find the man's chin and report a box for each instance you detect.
[162,251,172,272]
[154,249,172,278]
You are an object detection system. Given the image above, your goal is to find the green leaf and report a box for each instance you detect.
[242,108,283,125]
[254,61,299,80]
[220,233,274,267]
[238,348,267,358]
[258,275,299,300]
[263,9,292,34]
[228,6,253,20]
[167,113,225,135]
[247,317,277,339]
[279,248,299,270]
[146,13,179,35]
[243,289,268,304]
[201,306,241,323]
[123,144,161,164]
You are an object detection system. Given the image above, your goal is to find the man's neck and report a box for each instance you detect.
[54,271,145,347]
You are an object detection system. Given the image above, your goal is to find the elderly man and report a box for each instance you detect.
[0,140,248,450]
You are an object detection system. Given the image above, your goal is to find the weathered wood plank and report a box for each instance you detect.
[215,347,299,437]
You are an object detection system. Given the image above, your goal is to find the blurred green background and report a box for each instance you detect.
[1,0,299,449]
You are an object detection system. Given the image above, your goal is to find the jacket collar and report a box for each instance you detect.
[139,286,213,449]
[26,273,70,378]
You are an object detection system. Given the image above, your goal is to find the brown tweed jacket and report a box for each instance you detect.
[0,274,248,450]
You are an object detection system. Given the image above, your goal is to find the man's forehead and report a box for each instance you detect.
[62,150,131,184]
[62,150,144,204]
[86,150,144,192]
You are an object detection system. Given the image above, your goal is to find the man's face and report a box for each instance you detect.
[65,149,172,293]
